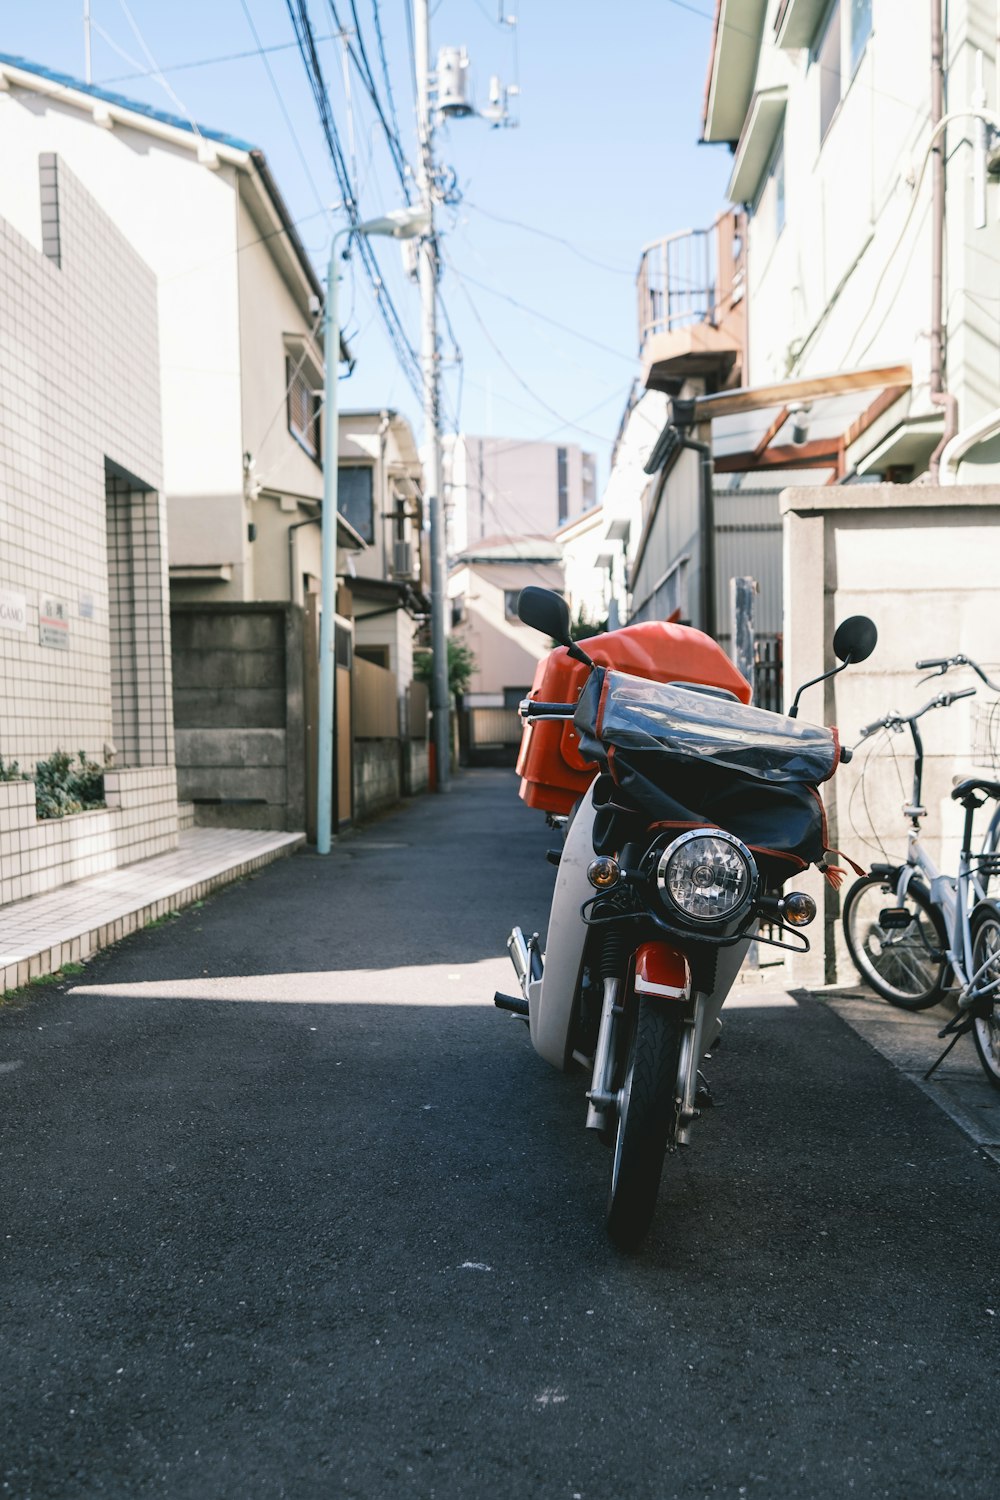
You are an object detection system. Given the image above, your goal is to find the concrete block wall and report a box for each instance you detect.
[781,483,1000,986]
[171,603,305,831]
[0,766,177,905]
[353,741,401,821]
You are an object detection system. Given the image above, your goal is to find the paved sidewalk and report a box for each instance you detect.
[0,826,304,993]
[819,984,1000,1166]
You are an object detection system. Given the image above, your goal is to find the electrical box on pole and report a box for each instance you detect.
[436,48,474,117]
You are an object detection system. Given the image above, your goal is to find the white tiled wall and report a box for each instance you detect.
[0,767,177,905]
[0,155,177,907]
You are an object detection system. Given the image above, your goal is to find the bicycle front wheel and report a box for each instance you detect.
[842,874,948,1009]
[970,905,1000,1091]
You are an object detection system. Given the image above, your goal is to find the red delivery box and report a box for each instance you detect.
[516,620,752,815]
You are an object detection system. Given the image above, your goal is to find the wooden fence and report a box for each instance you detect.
[352,656,399,739]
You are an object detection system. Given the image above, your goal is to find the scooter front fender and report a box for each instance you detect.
[530,781,599,1071]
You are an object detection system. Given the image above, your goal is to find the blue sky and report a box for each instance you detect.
[3,0,732,488]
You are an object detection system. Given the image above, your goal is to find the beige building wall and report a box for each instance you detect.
[450,560,564,705]
[781,484,1000,986]
[0,59,326,606]
[729,0,1000,480]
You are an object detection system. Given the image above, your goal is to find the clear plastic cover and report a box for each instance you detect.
[580,670,838,786]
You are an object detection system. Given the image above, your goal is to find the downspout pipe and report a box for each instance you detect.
[928,0,959,482]
[671,399,716,638]
[684,435,716,640]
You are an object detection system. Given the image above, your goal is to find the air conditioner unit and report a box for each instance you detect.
[393,540,414,579]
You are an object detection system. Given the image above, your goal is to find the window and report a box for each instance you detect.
[287,359,321,459]
[503,686,530,710]
[817,2,841,141]
[752,132,786,241]
[356,644,390,669]
[849,0,872,77]
[557,447,569,526]
[338,466,374,544]
[815,0,871,143]
[504,589,521,620]
[581,454,596,509]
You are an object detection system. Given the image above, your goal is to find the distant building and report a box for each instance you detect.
[448,536,564,709]
[443,434,597,557]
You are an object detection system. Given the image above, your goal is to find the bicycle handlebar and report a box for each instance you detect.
[856,686,977,743]
[915,653,1000,693]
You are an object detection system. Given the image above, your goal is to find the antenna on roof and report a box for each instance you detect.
[83,0,92,84]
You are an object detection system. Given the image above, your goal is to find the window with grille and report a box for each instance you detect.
[339,465,375,544]
[287,358,321,459]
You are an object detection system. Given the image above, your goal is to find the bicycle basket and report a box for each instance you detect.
[971,699,1000,772]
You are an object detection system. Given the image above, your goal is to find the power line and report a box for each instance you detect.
[325,0,412,195]
[446,262,619,444]
[239,0,331,220]
[285,0,423,397]
[446,260,637,366]
[95,34,340,86]
[462,200,635,278]
[369,0,405,158]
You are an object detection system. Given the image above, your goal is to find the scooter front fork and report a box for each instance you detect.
[674,995,708,1145]
[586,984,709,1144]
[585,976,621,1131]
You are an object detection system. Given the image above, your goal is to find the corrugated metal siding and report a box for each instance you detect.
[713,486,783,645]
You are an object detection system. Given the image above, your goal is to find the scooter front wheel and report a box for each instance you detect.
[606,998,683,1250]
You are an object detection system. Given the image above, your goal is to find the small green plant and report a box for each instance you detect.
[34,749,105,820]
[0,754,25,782]
[414,638,477,705]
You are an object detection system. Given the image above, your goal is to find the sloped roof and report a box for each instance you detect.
[457,534,563,564]
[0,52,257,151]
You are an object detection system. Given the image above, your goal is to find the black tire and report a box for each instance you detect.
[605,998,683,1250]
[842,874,948,1009]
[970,905,1000,1091]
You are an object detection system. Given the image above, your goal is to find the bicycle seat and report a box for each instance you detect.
[951,777,1000,803]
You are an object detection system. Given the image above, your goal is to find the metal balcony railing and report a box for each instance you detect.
[636,212,746,358]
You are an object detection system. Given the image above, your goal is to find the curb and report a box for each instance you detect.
[1,835,304,994]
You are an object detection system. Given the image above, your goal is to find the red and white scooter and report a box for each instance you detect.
[497,587,875,1249]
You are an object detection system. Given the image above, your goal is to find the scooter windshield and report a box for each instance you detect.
[576,669,838,786]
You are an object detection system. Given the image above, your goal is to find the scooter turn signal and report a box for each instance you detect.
[782,891,817,926]
[587,856,621,890]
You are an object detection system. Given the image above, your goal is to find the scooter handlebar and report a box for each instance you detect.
[519,699,578,720]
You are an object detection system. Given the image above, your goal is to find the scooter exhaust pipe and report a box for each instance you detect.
[507,927,531,992]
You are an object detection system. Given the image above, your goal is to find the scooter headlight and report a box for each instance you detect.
[656,830,757,926]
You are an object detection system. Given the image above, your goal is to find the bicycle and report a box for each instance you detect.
[841,662,1000,1090]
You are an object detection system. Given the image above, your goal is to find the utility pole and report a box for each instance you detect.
[413,0,451,791]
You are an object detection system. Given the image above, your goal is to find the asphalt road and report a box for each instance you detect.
[2,769,998,1499]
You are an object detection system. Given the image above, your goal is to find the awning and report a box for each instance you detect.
[697,364,912,480]
[774,0,830,50]
[702,0,770,143]
[727,87,787,204]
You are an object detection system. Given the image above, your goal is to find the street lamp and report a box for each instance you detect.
[317,205,429,855]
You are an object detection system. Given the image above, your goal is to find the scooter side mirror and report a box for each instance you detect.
[788,615,879,718]
[517,586,572,644]
[517,586,594,669]
[833,615,878,665]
